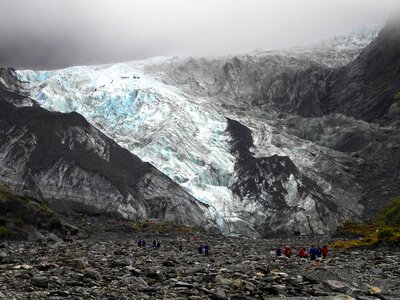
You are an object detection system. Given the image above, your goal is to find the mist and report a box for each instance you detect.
[0,0,399,69]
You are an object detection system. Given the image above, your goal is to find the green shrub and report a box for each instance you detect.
[343,218,356,226]
[377,227,395,239]
[39,201,48,212]
[82,223,94,234]
[0,226,11,235]
[374,196,400,226]
[13,218,24,227]
[395,91,400,106]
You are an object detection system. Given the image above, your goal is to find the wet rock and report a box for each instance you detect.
[356,296,380,300]
[67,258,87,269]
[84,268,99,279]
[230,294,256,300]
[0,250,6,262]
[31,276,49,288]
[126,265,141,275]
[163,260,177,267]
[323,280,350,293]
[175,281,194,288]
[211,287,227,300]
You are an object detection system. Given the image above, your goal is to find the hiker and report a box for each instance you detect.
[309,245,317,260]
[137,238,146,248]
[152,240,157,250]
[198,244,203,254]
[297,247,307,258]
[317,245,322,258]
[284,246,292,258]
[156,239,161,249]
[321,245,329,259]
[179,245,184,257]
[204,244,209,256]
[276,247,282,257]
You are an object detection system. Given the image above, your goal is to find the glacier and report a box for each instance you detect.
[17,64,262,235]
[15,29,383,236]
[16,62,349,236]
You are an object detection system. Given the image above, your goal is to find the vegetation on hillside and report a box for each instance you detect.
[374,196,400,226]
[0,184,67,238]
[395,91,400,106]
[331,196,400,249]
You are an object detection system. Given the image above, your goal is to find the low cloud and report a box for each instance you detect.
[0,0,399,69]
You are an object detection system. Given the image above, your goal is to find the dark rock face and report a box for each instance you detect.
[0,70,209,227]
[226,118,343,236]
[0,68,35,107]
[214,56,333,118]
[322,18,400,125]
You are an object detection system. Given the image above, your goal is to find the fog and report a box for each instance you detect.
[0,0,399,69]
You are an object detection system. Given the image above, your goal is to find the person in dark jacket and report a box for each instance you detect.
[309,245,317,260]
[152,240,157,250]
[204,244,209,256]
[137,238,146,248]
[317,245,322,258]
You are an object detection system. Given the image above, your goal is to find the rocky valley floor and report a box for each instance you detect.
[0,220,399,300]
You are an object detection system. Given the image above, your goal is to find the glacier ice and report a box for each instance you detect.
[17,64,262,235]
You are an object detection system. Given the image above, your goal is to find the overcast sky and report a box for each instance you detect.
[0,0,399,70]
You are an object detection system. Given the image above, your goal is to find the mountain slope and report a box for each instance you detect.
[0,69,209,227]
[322,19,400,125]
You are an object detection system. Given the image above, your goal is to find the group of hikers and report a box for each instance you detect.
[197,243,210,256]
[137,237,211,257]
[276,245,329,260]
[138,238,162,250]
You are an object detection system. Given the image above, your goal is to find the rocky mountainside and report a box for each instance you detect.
[14,22,400,237]
[322,19,400,125]
[0,70,209,227]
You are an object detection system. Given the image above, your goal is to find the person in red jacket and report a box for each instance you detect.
[321,245,329,259]
[284,246,292,258]
[297,247,307,258]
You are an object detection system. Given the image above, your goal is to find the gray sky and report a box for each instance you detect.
[0,0,399,69]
